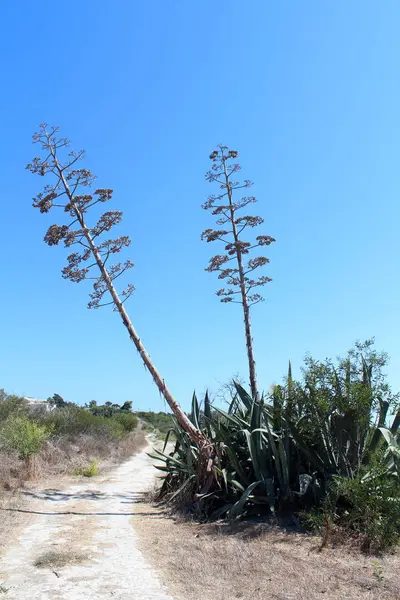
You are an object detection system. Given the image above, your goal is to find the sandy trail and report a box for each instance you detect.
[0,446,174,600]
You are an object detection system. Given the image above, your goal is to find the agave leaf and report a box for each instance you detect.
[229,478,245,492]
[213,467,246,493]
[211,504,234,520]
[229,480,261,519]
[213,406,249,429]
[243,428,272,485]
[250,402,264,481]
[234,382,254,411]
[228,394,239,414]
[147,452,166,462]
[243,429,262,482]
[224,446,250,486]
[149,447,171,458]
[369,401,390,454]
[203,391,216,439]
[250,400,262,433]
[190,391,200,429]
[391,409,400,435]
[263,416,284,491]
[379,427,395,446]
[150,448,194,473]
[272,385,284,432]
[251,427,279,438]
[204,391,212,420]
[278,438,290,490]
[162,428,176,453]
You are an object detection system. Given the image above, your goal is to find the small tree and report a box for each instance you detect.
[0,392,28,421]
[202,146,276,400]
[27,124,206,447]
[120,400,133,412]
[2,416,51,474]
[47,393,66,408]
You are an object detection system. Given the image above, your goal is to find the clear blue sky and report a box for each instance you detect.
[0,1,399,410]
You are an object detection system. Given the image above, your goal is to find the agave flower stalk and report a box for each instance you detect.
[27,124,206,447]
[202,146,275,400]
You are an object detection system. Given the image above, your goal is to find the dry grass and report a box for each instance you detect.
[0,429,147,486]
[0,490,28,557]
[34,429,147,479]
[0,452,29,554]
[132,501,400,600]
[34,550,89,570]
[0,451,25,490]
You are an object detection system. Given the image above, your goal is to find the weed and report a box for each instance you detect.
[34,550,88,569]
[73,460,99,477]
[372,559,384,582]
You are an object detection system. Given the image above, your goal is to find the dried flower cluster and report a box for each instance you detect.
[27,124,134,309]
[203,145,275,307]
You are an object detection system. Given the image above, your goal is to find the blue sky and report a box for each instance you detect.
[0,1,399,410]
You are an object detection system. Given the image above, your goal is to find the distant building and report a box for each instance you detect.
[23,397,53,412]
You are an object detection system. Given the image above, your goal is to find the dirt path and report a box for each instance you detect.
[0,446,174,600]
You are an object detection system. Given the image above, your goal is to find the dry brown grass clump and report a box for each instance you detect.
[132,502,400,600]
[0,451,25,491]
[0,490,28,557]
[0,452,29,555]
[34,550,89,569]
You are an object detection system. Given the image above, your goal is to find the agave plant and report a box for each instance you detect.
[154,341,399,521]
[378,427,400,478]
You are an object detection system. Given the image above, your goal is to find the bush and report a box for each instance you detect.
[136,411,174,436]
[36,405,128,439]
[0,391,28,422]
[112,412,139,432]
[307,468,400,552]
[36,404,82,435]
[1,416,51,460]
[73,460,99,477]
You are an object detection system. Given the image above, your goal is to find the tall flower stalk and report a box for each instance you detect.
[27,124,206,446]
[202,145,275,400]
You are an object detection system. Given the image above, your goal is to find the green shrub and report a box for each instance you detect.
[136,411,174,436]
[73,460,99,477]
[1,416,51,459]
[0,391,28,422]
[73,410,124,439]
[307,468,400,551]
[37,404,82,434]
[37,405,125,439]
[112,412,138,432]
